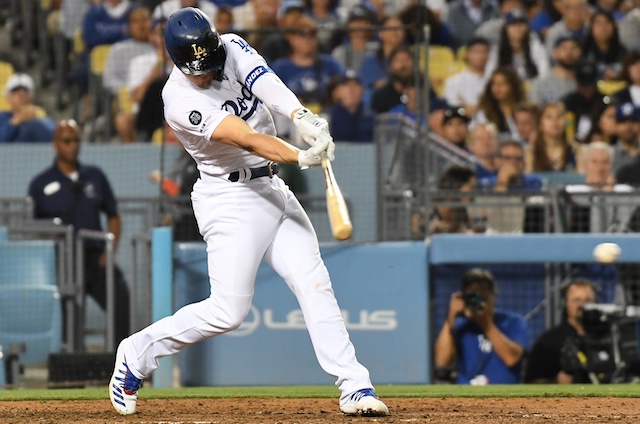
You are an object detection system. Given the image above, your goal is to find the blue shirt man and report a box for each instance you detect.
[434,268,528,384]
[27,119,130,347]
[0,73,55,143]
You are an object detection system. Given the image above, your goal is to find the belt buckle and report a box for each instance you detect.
[268,161,275,178]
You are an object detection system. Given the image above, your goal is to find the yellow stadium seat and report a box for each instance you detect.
[90,44,112,76]
[424,46,462,97]
[0,62,15,111]
[597,80,627,96]
[73,28,85,55]
[152,127,164,144]
[118,86,134,113]
[456,46,467,63]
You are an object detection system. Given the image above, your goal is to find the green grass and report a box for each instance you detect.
[0,384,639,401]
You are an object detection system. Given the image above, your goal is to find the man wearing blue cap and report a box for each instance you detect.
[528,33,581,104]
[613,102,640,173]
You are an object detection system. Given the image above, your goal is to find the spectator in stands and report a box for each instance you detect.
[370,45,413,114]
[399,2,453,48]
[214,6,236,34]
[544,0,590,55]
[103,7,155,142]
[561,59,605,143]
[619,0,640,53]
[388,75,448,130]
[446,0,499,50]
[323,71,374,142]
[612,102,640,172]
[152,0,217,21]
[243,0,280,51]
[564,141,635,232]
[486,9,549,82]
[434,268,528,384]
[475,0,527,46]
[479,140,544,190]
[473,66,526,141]
[56,0,90,108]
[103,7,154,97]
[526,101,577,172]
[524,279,597,383]
[443,37,490,118]
[428,166,477,235]
[441,105,471,150]
[259,0,305,65]
[331,5,378,72]
[529,0,563,38]
[27,119,130,347]
[582,10,626,81]
[528,33,582,105]
[616,149,640,186]
[468,122,499,179]
[73,0,135,103]
[358,15,407,98]
[583,96,618,145]
[271,16,344,114]
[613,51,640,109]
[304,0,342,54]
[0,74,55,143]
[514,102,539,144]
[477,140,544,233]
[126,18,171,122]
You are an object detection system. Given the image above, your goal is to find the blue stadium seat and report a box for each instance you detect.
[0,241,57,286]
[0,227,7,242]
[0,285,62,365]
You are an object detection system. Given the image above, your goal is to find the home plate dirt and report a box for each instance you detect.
[0,397,638,423]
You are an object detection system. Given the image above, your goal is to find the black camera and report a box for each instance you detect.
[462,291,487,313]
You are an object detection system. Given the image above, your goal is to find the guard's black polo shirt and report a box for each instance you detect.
[28,161,118,251]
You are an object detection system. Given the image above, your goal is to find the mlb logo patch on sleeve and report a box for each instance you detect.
[189,111,202,125]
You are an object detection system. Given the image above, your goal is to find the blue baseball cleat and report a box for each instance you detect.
[109,341,143,415]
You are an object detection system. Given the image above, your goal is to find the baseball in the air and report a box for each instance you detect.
[593,242,621,264]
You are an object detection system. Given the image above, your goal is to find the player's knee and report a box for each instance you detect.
[205,292,252,331]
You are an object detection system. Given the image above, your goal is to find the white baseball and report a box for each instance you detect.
[593,243,621,264]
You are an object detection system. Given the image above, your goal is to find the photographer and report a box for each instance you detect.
[524,279,596,384]
[434,268,528,384]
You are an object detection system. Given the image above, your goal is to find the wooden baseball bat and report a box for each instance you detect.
[322,159,352,241]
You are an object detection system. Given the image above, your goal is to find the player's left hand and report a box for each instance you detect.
[293,108,331,147]
[316,133,335,162]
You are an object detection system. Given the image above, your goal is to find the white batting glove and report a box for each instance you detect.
[293,108,331,147]
[298,148,323,170]
[297,135,334,169]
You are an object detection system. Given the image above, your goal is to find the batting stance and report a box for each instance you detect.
[109,7,388,417]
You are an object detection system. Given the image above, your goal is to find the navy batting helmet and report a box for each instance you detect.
[165,7,227,79]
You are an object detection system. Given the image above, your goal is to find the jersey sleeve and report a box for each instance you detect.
[165,94,231,142]
[223,34,303,118]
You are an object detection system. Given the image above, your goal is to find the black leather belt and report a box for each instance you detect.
[228,161,279,182]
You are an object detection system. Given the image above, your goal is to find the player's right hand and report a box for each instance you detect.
[293,108,331,147]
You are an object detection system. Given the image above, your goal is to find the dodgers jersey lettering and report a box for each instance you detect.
[163,34,278,177]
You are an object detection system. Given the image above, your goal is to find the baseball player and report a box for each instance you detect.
[109,7,389,417]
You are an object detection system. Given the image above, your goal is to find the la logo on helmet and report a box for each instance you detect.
[191,44,208,59]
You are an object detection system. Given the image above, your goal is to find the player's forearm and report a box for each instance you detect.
[237,132,301,164]
[485,324,524,367]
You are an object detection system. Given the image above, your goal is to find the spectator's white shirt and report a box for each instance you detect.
[443,68,488,108]
[102,40,155,95]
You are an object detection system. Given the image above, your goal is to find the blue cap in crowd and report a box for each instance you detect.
[278,0,305,20]
[504,9,528,25]
[616,102,640,122]
[553,32,581,49]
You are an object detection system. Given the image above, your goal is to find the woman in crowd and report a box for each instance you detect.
[358,15,406,93]
[473,66,526,141]
[584,96,618,145]
[487,9,549,82]
[526,101,577,172]
[582,10,627,81]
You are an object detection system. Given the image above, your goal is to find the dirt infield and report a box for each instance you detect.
[0,397,638,423]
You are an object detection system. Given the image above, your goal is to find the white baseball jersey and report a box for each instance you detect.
[163,34,289,177]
